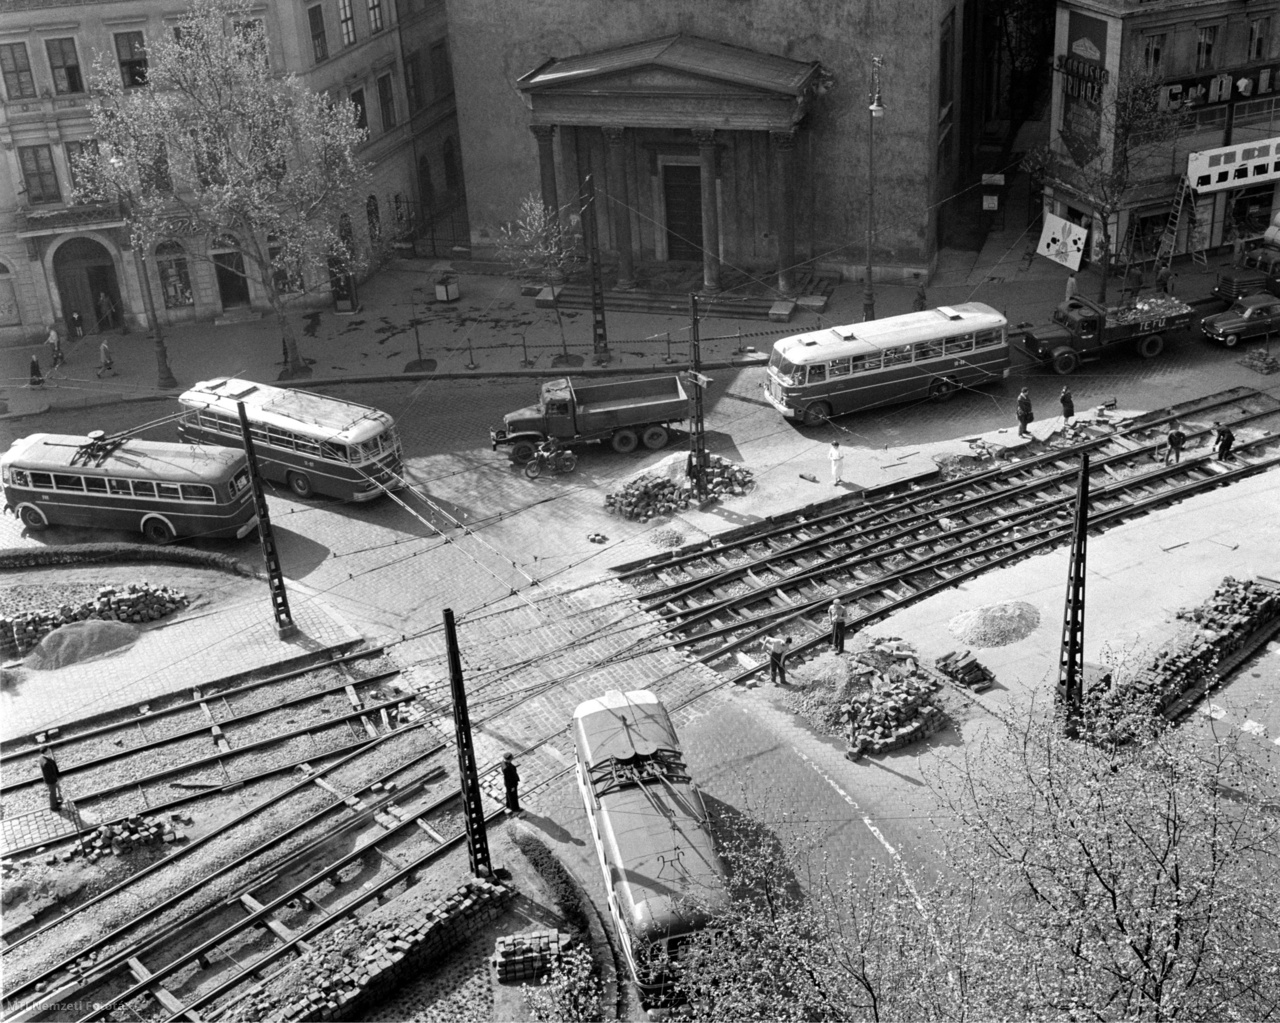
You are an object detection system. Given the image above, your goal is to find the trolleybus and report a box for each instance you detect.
[571,689,728,1008]
[1,432,258,543]
[763,302,1011,424]
[177,377,403,501]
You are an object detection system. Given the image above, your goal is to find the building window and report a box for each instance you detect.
[377,73,396,129]
[404,51,424,111]
[0,43,37,100]
[368,0,385,33]
[1142,34,1165,74]
[156,242,194,308]
[350,88,367,130]
[308,5,329,63]
[1250,18,1272,62]
[46,38,84,95]
[338,0,356,47]
[115,32,147,87]
[19,145,61,204]
[430,42,453,99]
[65,139,98,196]
[367,194,381,241]
[234,19,268,64]
[1196,26,1218,71]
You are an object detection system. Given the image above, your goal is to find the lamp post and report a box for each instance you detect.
[864,56,885,323]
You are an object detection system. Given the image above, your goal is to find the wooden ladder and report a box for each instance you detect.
[1158,175,1208,267]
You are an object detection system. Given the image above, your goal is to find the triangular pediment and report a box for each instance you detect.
[534,65,781,98]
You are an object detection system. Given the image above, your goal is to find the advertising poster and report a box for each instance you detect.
[1061,13,1109,166]
[1037,211,1089,270]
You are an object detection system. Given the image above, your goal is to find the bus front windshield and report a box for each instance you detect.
[768,350,802,385]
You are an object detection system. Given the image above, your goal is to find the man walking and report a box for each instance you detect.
[40,747,62,810]
[45,326,65,382]
[97,338,115,378]
[1163,422,1187,465]
[828,441,845,486]
[1213,421,1235,461]
[767,635,793,685]
[28,355,44,388]
[828,597,848,654]
[1064,272,1078,302]
[1059,385,1074,427]
[912,277,927,312]
[502,753,521,813]
[1016,387,1033,438]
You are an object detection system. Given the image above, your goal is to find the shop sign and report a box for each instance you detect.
[1188,136,1280,193]
[1160,65,1280,112]
[1060,12,1109,166]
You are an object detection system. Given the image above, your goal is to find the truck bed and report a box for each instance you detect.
[571,376,685,406]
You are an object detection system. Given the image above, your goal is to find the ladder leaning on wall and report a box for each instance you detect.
[1157,174,1209,267]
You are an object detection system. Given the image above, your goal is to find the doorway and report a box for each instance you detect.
[52,237,123,333]
[213,250,250,308]
[663,165,703,262]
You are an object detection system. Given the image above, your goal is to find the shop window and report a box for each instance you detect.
[18,145,60,204]
[0,42,36,100]
[115,31,147,87]
[156,241,194,308]
[46,38,84,95]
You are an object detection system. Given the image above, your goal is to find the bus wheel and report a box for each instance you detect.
[19,505,47,531]
[929,377,959,402]
[642,425,669,450]
[142,517,174,544]
[1137,334,1164,359]
[611,429,639,454]
[802,401,833,426]
[287,472,313,498]
[1223,334,1240,348]
[1052,351,1080,375]
[509,440,537,464]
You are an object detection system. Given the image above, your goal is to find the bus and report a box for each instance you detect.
[177,377,403,502]
[1,433,258,544]
[763,302,1011,425]
[572,689,728,1008]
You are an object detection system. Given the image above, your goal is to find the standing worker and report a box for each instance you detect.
[39,747,62,810]
[828,441,845,486]
[1016,387,1034,438]
[1156,262,1175,294]
[1064,272,1078,302]
[1213,421,1235,461]
[912,276,928,312]
[828,597,848,654]
[1163,422,1187,465]
[767,635,793,685]
[96,291,116,331]
[1059,385,1075,428]
[502,753,521,813]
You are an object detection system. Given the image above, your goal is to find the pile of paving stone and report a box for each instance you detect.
[0,582,190,658]
[1085,576,1280,739]
[842,638,947,759]
[604,457,753,520]
[492,929,574,982]
[1237,346,1280,374]
[65,813,191,863]
[934,650,995,691]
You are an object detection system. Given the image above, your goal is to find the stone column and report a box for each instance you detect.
[771,128,798,296]
[693,128,721,293]
[529,124,559,224]
[602,126,635,289]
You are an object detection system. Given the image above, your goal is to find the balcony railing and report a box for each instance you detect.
[16,201,125,236]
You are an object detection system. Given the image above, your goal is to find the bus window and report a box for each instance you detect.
[249,426,269,444]
[296,438,321,456]
[30,472,53,489]
[850,354,881,373]
[230,469,250,496]
[807,364,827,384]
[883,346,912,366]
[829,358,851,377]
[84,477,109,494]
[133,481,156,497]
[181,483,216,502]
[771,354,801,385]
[157,483,181,500]
[915,339,944,360]
[944,335,974,354]
[974,329,1002,348]
[11,469,29,487]
[321,441,349,462]
[267,428,296,450]
[108,479,132,496]
[53,474,84,491]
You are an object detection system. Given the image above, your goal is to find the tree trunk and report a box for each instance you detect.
[1096,219,1111,304]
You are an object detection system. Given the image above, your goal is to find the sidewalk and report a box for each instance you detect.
[0,237,1235,421]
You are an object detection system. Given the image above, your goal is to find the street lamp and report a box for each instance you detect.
[864,56,885,323]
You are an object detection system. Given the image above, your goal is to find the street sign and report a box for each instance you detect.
[682,370,712,388]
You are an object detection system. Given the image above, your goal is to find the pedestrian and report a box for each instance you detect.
[96,291,116,331]
[828,441,845,486]
[45,325,65,380]
[1123,265,1143,303]
[767,635,793,685]
[1156,262,1174,294]
[1232,230,1246,269]
[912,277,927,312]
[1213,421,1235,461]
[1059,385,1074,426]
[69,310,84,340]
[828,597,847,654]
[39,747,62,810]
[1163,421,1187,465]
[28,354,44,388]
[1016,387,1033,438]
[97,338,115,378]
[502,753,521,813]
[1064,272,1078,302]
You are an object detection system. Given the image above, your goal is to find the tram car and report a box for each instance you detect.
[571,689,728,1008]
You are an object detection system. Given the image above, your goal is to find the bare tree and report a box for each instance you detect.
[76,0,370,378]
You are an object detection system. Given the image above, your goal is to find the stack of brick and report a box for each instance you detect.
[492,929,574,982]
[1237,347,1280,374]
[604,457,754,520]
[843,671,945,760]
[250,879,511,1023]
[934,650,995,691]
[70,813,190,863]
[4,583,190,655]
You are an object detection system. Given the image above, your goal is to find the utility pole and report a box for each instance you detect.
[444,608,492,878]
[685,294,710,502]
[1057,452,1089,738]
[580,174,610,365]
[236,401,296,639]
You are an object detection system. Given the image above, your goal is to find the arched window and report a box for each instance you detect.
[211,233,240,252]
[442,136,460,193]
[156,242,194,308]
[366,194,381,242]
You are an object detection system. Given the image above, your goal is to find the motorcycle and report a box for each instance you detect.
[524,446,578,479]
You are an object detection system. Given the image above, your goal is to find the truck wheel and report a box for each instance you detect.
[509,440,537,464]
[642,426,669,450]
[1052,351,1080,375]
[929,377,959,402]
[1137,334,1164,359]
[1222,334,1240,348]
[611,429,639,454]
[802,400,833,426]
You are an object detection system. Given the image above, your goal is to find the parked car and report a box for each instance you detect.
[1200,293,1280,347]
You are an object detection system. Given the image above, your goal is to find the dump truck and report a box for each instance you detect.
[1020,294,1196,374]
[490,375,689,462]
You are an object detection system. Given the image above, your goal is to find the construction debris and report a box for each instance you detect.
[836,637,948,760]
[604,456,754,520]
[1,582,190,658]
[934,650,995,691]
[71,813,192,863]
[1237,346,1280,374]
[947,601,1040,647]
[492,929,574,982]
